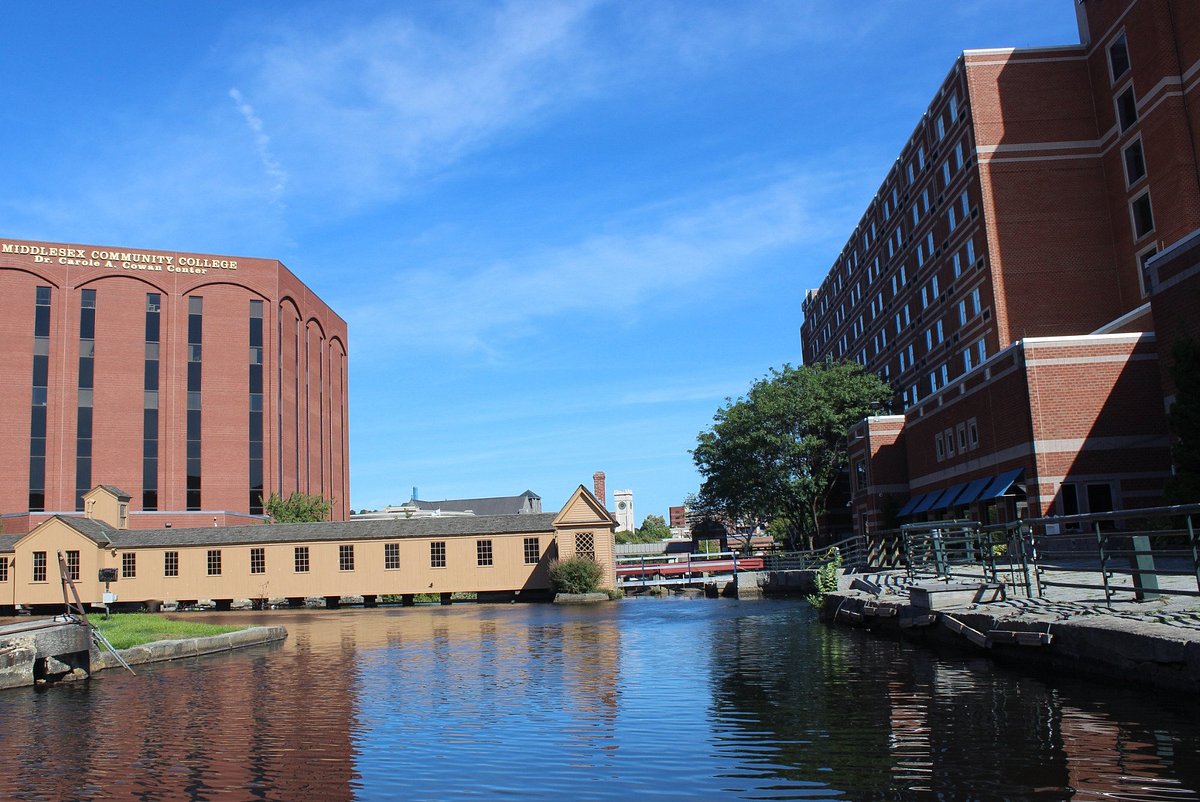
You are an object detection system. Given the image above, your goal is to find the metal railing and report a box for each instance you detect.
[861,504,1200,607]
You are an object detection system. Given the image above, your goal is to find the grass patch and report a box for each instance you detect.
[93,614,245,650]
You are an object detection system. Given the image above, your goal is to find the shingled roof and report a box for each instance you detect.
[408,490,541,516]
[107,512,559,549]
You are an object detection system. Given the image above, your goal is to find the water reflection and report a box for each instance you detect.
[0,600,1196,800]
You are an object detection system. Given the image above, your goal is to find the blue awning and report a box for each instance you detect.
[928,482,968,511]
[955,476,993,506]
[979,469,1024,501]
[896,494,925,517]
[911,492,939,515]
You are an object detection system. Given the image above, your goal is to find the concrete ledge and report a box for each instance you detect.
[92,626,288,672]
[822,590,1200,693]
[553,592,611,605]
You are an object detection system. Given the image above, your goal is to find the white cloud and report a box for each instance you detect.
[229,87,288,204]
[343,166,858,360]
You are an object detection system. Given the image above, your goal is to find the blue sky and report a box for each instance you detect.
[2,1,1081,520]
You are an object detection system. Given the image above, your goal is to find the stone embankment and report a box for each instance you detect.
[1,620,287,689]
[823,577,1200,693]
[92,626,288,672]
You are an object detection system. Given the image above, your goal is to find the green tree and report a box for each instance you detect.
[616,514,672,544]
[692,361,891,548]
[1166,337,1200,504]
[263,491,333,523]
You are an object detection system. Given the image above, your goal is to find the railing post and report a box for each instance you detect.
[1188,512,1200,597]
[902,529,915,582]
[1129,533,1160,601]
[1096,522,1113,608]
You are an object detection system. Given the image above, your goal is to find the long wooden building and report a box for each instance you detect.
[0,485,616,613]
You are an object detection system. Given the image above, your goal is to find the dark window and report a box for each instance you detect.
[187,297,203,510]
[524,537,540,565]
[249,300,265,515]
[854,460,867,491]
[339,544,355,571]
[0,557,8,583]
[207,550,222,576]
[294,546,310,573]
[250,547,266,574]
[1087,483,1114,514]
[29,287,51,511]
[75,289,97,509]
[1061,483,1079,516]
[385,543,400,570]
[66,550,80,581]
[33,551,47,582]
[477,539,493,567]
[1117,86,1138,131]
[1108,33,1130,82]
[1123,139,1146,185]
[122,552,136,579]
[164,551,179,577]
[431,541,446,569]
[1132,192,1154,239]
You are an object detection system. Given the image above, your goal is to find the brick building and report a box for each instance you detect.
[0,237,349,530]
[803,0,1200,532]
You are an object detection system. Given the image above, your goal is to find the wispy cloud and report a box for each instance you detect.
[229,87,288,204]
[344,165,858,361]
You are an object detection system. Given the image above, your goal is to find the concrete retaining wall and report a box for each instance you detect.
[822,590,1200,694]
[92,626,288,672]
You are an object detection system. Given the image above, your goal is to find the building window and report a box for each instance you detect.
[945,428,956,457]
[977,338,987,363]
[294,546,310,573]
[935,434,946,461]
[956,424,968,452]
[1061,483,1080,516]
[1131,191,1154,240]
[122,552,136,579]
[339,544,355,572]
[140,294,161,510]
[854,460,867,492]
[66,550,80,581]
[1123,139,1146,186]
[477,539,493,567]
[0,557,7,583]
[431,541,446,569]
[250,547,266,574]
[524,537,540,565]
[385,542,400,570]
[1116,86,1138,132]
[576,532,595,561]
[207,549,222,576]
[29,286,51,512]
[187,297,204,510]
[1087,483,1115,515]
[33,551,47,583]
[249,300,265,514]
[1108,33,1130,83]
[968,419,980,449]
[75,289,97,509]
[165,551,179,577]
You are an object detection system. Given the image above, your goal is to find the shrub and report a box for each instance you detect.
[548,557,603,594]
[805,546,843,608]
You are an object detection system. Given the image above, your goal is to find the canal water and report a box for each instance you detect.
[1,597,1198,801]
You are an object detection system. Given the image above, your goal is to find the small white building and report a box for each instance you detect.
[612,489,634,532]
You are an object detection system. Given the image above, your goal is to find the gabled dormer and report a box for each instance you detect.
[82,485,131,530]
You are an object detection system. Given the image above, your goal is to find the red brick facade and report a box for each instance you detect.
[0,237,349,524]
[808,0,1200,531]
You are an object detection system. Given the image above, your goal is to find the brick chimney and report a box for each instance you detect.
[592,471,607,509]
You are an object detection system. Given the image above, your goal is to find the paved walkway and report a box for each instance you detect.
[848,563,1200,631]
